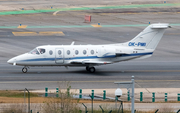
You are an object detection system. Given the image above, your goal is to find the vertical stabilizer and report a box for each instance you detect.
[125,23,170,50]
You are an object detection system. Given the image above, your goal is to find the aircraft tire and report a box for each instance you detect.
[86,66,89,71]
[89,67,95,73]
[22,67,28,73]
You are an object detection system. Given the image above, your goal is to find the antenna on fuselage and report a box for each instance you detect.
[71,41,75,45]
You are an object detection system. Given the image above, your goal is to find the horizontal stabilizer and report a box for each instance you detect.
[151,23,170,29]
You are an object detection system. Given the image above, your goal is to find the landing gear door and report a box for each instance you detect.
[55,48,64,64]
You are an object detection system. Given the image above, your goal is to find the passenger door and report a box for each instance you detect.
[55,48,64,63]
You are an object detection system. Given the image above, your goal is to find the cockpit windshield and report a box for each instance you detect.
[29,48,46,55]
[29,48,40,55]
[38,48,46,54]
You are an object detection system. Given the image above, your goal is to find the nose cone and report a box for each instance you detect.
[7,53,28,65]
[7,58,15,65]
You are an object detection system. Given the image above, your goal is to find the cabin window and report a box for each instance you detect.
[58,50,62,55]
[75,50,79,55]
[91,50,94,55]
[29,48,40,55]
[67,50,70,55]
[49,50,53,55]
[38,48,46,54]
[83,50,87,55]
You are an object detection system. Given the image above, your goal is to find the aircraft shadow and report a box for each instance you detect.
[7,69,168,76]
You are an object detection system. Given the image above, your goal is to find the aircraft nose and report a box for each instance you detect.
[7,58,15,64]
[7,53,28,65]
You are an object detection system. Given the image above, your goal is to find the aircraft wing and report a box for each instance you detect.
[70,60,112,65]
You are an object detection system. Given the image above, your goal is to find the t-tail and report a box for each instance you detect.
[125,23,170,50]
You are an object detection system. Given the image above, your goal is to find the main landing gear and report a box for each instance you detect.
[22,67,28,73]
[86,66,96,73]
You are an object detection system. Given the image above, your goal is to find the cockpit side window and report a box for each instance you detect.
[29,48,40,55]
[38,48,46,54]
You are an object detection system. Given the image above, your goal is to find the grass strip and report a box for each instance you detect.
[0,90,38,98]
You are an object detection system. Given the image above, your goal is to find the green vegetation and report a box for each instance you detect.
[0,90,38,98]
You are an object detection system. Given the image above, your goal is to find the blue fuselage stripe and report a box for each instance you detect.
[20,52,153,62]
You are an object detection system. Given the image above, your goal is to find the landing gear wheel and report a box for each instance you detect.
[22,67,28,73]
[89,67,95,73]
[86,66,89,71]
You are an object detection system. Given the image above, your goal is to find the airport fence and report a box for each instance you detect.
[43,87,180,103]
[2,87,180,113]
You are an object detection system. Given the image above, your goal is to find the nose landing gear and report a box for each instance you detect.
[22,67,28,73]
[86,66,96,73]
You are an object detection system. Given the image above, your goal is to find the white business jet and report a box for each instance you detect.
[7,23,170,73]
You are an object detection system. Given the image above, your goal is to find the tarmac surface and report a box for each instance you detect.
[0,1,180,91]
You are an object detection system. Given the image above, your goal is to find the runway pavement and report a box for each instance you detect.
[0,2,180,90]
[1,60,180,90]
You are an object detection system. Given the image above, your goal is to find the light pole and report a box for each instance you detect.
[25,88,30,113]
[132,76,135,113]
[114,76,135,113]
